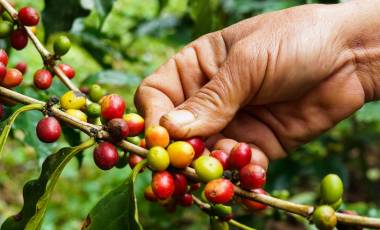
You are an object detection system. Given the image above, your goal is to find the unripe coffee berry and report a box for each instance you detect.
[194,156,223,182]
[210,150,229,170]
[228,143,252,169]
[147,146,170,171]
[151,171,175,200]
[15,62,27,74]
[93,142,119,170]
[89,84,106,102]
[58,63,75,79]
[106,118,129,141]
[126,136,141,145]
[34,69,53,90]
[86,103,101,118]
[123,113,144,136]
[320,174,343,205]
[0,49,8,66]
[204,179,234,204]
[312,205,337,230]
[65,109,87,122]
[100,94,126,121]
[241,188,268,211]
[210,217,229,230]
[145,125,170,148]
[212,204,233,221]
[2,68,23,88]
[167,141,195,168]
[10,28,28,50]
[186,137,205,159]
[128,153,144,170]
[60,90,86,110]
[239,163,266,190]
[53,35,71,56]
[0,21,12,38]
[36,117,61,143]
[144,185,158,202]
[18,7,40,26]
[172,173,187,196]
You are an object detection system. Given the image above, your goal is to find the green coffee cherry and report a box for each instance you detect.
[212,204,232,220]
[87,103,101,118]
[210,217,229,230]
[54,35,71,56]
[127,136,141,146]
[330,198,342,210]
[320,174,343,204]
[147,146,170,171]
[312,205,337,230]
[89,84,106,102]
[0,21,13,38]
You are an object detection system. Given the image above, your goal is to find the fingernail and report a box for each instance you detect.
[164,110,195,126]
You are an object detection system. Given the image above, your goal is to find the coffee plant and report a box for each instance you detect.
[0,0,380,229]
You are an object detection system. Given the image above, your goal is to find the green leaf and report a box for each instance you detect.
[356,102,380,123]
[189,0,219,38]
[94,0,117,27]
[83,160,147,230]
[81,70,141,87]
[1,138,95,230]
[0,104,43,158]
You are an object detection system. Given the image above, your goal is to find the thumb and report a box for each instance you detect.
[160,66,251,139]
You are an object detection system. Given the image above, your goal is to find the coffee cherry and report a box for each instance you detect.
[228,143,252,169]
[126,136,141,145]
[128,153,144,170]
[10,28,28,50]
[2,68,22,88]
[210,150,229,170]
[140,138,146,148]
[210,217,229,230]
[80,86,89,95]
[167,141,195,168]
[331,198,342,210]
[194,156,223,182]
[312,205,337,230]
[15,62,27,74]
[0,63,6,81]
[186,137,205,159]
[239,163,266,190]
[204,179,234,204]
[0,104,4,120]
[178,193,193,207]
[172,173,187,196]
[86,103,101,118]
[53,35,71,56]
[145,125,170,148]
[144,185,158,202]
[60,90,86,110]
[18,7,39,26]
[0,21,12,38]
[0,49,8,65]
[212,204,233,221]
[151,171,175,200]
[147,146,170,171]
[88,84,106,102]
[106,118,129,141]
[320,174,343,205]
[123,113,144,136]
[93,142,119,170]
[241,188,268,211]
[190,182,201,192]
[100,94,126,121]
[34,69,53,90]
[58,63,75,79]
[65,109,87,122]
[36,117,61,143]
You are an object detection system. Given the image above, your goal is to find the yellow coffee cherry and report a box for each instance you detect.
[66,109,87,122]
[60,90,86,110]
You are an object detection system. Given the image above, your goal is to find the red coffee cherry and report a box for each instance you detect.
[204,179,234,204]
[172,173,188,197]
[0,49,8,66]
[228,143,252,169]
[151,171,175,200]
[128,153,144,170]
[18,7,39,26]
[93,142,119,170]
[190,182,201,192]
[106,118,129,141]
[0,103,4,120]
[210,150,229,170]
[242,188,268,211]
[239,163,266,190]
[178,193,193,207]
[2,68,23,88]
[0,63,6,81]
[34,69,53,90]
[123,113,144,136]
[58,63,75,79]
[15,62,27,74]
[144,185,158,202]
[10,28,28,50]
[186,137,205,159]
[36,117,61,143]
[100,94,126,121]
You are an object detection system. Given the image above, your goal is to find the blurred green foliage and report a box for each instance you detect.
[2,0,380,229]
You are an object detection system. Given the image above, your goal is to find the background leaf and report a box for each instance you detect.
[94,0,117,27]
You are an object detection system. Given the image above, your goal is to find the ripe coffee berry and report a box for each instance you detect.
[145,125,170,148]
[147,146,170,171]
[172,173,187,196]
[242,188,268,211]
[151,171,175,200]
[106,118,129,141]
[167,141,195,168]
[128,153,144,170]
[0,63,6,80]
[123,113,144,136]
[2,68,23,88]
[18,7,40,26]
[204,179,234,204]
[100,94,126,121]
[312,205,337,230]
[194,156,223,182]
[228,143,252,169]
[144,185,158,202]
[54,35,71,56]
[10,28,28,50]
[93,142,119,170]
[0,49,8,65]
[60,90,86,110]
[178,193,193,207]
[34,69,53,90]
[58,64,75,79]
[15,62,27,74]
[210,150,229,170]
[36,117,61,143]
[186,137,205,159]
[239,163,266,190]
[320,174,343,205]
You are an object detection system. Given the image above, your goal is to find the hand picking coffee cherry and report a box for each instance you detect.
[93,142,119,170]
[36,116,61,143]
[18,7,40,26]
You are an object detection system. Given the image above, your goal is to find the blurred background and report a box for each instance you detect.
[1,0,380,229]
